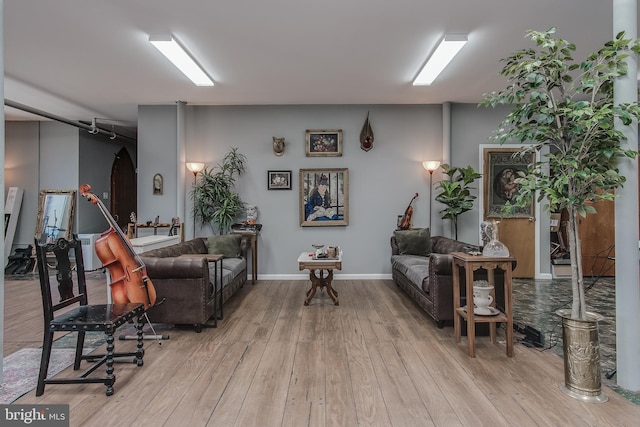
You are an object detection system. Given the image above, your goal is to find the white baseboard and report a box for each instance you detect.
[256,273,392,281]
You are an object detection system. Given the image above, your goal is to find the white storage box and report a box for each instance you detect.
[78,233,102,271]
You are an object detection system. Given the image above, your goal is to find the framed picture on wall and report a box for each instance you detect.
[153,173,163,195]
[483,147,535,218]
[268,170,292,190]
[299,168,348,226]
[305,129,343,157]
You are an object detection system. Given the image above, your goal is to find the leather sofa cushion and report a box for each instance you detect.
[394,228,431,256]
[142,237,208,258]
[208,234,243,258]
[391,255,429,292]
[209,257,246,287]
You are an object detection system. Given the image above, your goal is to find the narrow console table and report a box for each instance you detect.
[452,252,515,358]
[231,226,260,284]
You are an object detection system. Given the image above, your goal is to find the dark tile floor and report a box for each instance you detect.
[513,275,640,404]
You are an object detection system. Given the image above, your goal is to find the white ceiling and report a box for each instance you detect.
[3,1,628,127]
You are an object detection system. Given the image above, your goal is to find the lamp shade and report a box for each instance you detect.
[422,160,441,172]
[186,162,205,174]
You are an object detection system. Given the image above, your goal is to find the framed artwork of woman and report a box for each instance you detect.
[299,168,348,226]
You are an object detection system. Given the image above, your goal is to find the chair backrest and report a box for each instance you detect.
[35,236,88,323]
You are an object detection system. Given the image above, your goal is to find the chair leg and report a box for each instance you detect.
[74,330,85,370]
[104,333,116,396]
[36,331,55,396]
[135,316,144,366]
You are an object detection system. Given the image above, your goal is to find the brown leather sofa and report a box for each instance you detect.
[391,234,506,328]
[140,236,249,332]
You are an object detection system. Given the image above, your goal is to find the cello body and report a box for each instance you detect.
[80,184,156,309]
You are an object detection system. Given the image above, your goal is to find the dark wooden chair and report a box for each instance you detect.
[35,236,145,396]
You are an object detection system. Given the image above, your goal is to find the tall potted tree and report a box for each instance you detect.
[434,164,482,240]
[191,147,247,235]
[481,28,640,402]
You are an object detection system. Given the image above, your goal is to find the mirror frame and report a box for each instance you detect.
[35,189,77,244]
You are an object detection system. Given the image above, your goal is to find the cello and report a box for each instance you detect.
[80,184,157,309]
[399,193,418,230]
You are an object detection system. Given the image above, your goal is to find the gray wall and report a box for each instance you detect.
[5,103,550,277]
[77,131,136,233]
[450,103,551,275]
[4,121,131,248]
[450,103,504,242]
[4,121,39,248]
[4,121,77,248]
[137,105,179,225]
[137,103,530,277]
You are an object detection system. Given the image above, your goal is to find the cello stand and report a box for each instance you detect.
[120,307,169,342]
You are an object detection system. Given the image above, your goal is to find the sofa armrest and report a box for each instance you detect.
[429,253,454,275]
[390,236,399,255]
[142,257,210,281]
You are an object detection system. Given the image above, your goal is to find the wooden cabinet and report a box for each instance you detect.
[578,200,615,277]
[553,200,615,277]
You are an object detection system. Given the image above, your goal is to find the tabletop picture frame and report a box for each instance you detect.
[305,129,343,157]
[267,170,292,190]
[300,168,348,226]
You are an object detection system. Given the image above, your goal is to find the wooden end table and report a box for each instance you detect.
[452,252,515,358]
[297,252,342,306]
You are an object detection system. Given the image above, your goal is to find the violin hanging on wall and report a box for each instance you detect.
[398,193,418,230]
[80,184,157,309]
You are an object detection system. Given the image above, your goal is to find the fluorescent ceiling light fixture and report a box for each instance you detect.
[149,34,214,86]
[413,34,468,86]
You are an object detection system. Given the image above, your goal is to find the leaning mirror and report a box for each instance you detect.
[35,189,77,244]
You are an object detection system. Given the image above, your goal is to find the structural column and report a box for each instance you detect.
[176,100,186,235]
[613,0,640,392]
[440,101,452,238]
[0,0,6,380]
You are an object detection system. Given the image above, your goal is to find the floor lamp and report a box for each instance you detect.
[186,162,205,238]
[422,160,441,232]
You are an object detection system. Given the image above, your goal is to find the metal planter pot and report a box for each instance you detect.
[556,309,608,403]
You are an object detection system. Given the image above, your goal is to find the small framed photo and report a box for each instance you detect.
[305,129,342,157]
[300,168,348,226]
[268,170,292,190]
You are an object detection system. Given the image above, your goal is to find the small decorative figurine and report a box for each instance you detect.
[272,136,285,156]
[359,111,374,152]
[246,205,258,224]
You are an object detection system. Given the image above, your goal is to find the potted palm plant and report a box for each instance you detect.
[481,28,640,402]
[191,147,248,235]
[434,164,482,240]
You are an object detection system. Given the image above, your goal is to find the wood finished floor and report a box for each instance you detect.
[5,274,640,427]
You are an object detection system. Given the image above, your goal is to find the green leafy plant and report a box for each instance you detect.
[435,164,482,240]
[191,147,247,235]
[480,28,640,320]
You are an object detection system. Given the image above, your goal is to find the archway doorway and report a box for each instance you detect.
[110,147,136,230]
